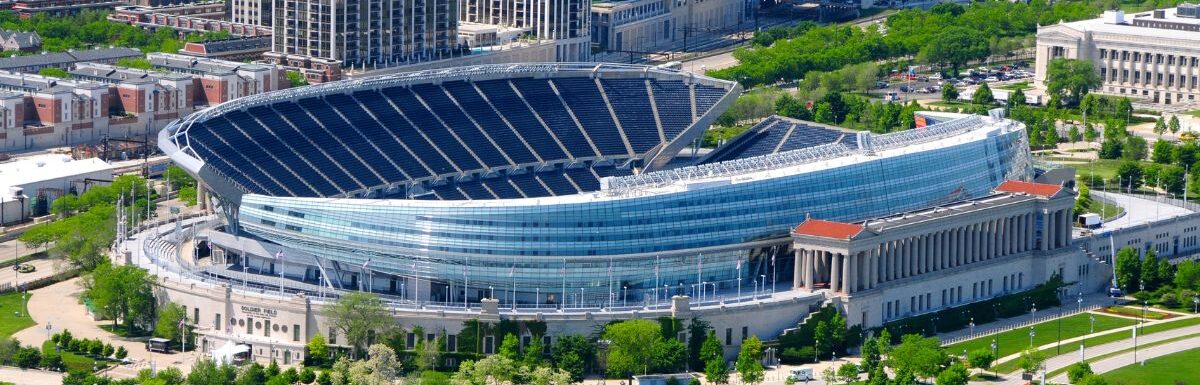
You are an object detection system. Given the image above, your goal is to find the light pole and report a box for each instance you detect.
[991,339,997,358]
[1090,314,1096,333]
[1077,294,1083,313]
[1028,327,1035,347]
[737,277,742,299]
[489,286,494,300]
[701,281,707,301]
[969,318,975,337]
[759,275,766,296]
[1194,297,1199,313]
[622,286,627,308]
[1031,304,1037,323]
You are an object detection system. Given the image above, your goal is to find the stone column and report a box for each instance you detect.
[884,241,893,282]
[845,252,855,294]
[869,248,878,289]
[1041,210,1051,251]
[805,250,816,290]
[835,251,844,290]
[1063,209,1072,247]
[794,249,804,289]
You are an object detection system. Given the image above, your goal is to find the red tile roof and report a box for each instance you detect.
[793,219,864,240]
[995,180,1063,197]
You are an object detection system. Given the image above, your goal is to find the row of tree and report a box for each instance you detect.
[715,1,1105,87]
[0,11,229,54]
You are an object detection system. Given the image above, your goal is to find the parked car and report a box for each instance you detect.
[985,76,999,82]
[876,81,889,89]
[929,73,943,80]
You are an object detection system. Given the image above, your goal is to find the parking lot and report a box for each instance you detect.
[871,61,1035,101]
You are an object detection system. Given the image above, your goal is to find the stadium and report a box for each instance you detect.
[158,63,1033,309]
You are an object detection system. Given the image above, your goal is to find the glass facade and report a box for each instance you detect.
[235,120,1029,306]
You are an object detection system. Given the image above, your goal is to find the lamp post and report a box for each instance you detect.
[1077,294,1083,313]
[1090,314,1096,333]
[760,274,766,297]
[737,277,742,299]
[1031,304,1037,323]
[991,339,997,358]
[622,286,627,308]
[1028,327,1035,347]
[1193,297,1199,313]
[969,318,975,337]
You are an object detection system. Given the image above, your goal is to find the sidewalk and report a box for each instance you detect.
[1048,335,1200,383]
[979,317,1200,384]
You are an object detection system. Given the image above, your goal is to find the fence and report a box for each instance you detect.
[941,303,1102,346]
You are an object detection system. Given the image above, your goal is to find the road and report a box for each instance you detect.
[1092,191,1194,234]
[0,238,46,264]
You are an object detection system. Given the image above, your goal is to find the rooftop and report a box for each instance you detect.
[0,154,112,193]
[0,47,141,70]
[994,180,1063,197]
[1052,7,1200,42]
[792,219,864,240]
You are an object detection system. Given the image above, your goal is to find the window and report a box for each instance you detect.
[543,336,552,354]
[215,313,221,331]
[407,333,416,350]
[725,328,732,345]
[193,308,199,324]
[741,327,748,341]
[294,324,301,342]
[484,336,495,354]
[447,335,458,353]
[329,328,337,344]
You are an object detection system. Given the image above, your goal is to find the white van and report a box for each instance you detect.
[789,367,814,381]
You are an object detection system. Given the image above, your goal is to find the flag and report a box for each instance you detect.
[771,254,776,266]
[361,257,372,271]
[560,265,565,277]
[178,317,186,328]
[509,264,515,277]
[736,259,742,270]
[607,261,613,276]
[276,249,284,261]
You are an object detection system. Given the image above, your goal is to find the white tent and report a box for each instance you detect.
[210,341,250,365]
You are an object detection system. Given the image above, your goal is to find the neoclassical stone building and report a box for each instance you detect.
[792,181,1104,328]
[1036,6,1200,106]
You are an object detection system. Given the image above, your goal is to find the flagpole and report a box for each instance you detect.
[463,257,469,309]
[655,256,660,306]
[561,259,566,311]
[696,253,702,299]
[608,257,614,309]
[512,261,517,310]
[278,249,285,297]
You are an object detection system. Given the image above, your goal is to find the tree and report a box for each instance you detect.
[935,362,969,385]
[918,27,988,76]
[498,334,521,361]
[1084,123,1099,142]
[814,320,832,359]
[1155,116,1168,137]
[300,367,317,384]
[38,67,69,78]
[941,83,959,102]
[346,344,400,385]
[735,336,765,385]
[1078,374,1111,385]
[813,102,835,124]
[1045,58,1101,106]
[1170,115,1182,135]
[1142,250,1163,291]
[972,83,994,106]
[1115,247,1142,293]
[1118,98,1134,122]
[453,354,517,385]
[701,331,728,384]
[1115,161,1145,190]
[322,291,392,357]
[776,94,812,121]
[1075,183,1092,214]
[1068,125,1081,143]
[652,338,686,373]
[12,346,40,369]
[1009,88,1027,108]
[1016,348,1045,374]
[1175,260,1200,290]
[154,303,188,347]
[966,349,994,375]
[286,71,309,88]
[187,358,238,385]
[114,346,127,360]
[85,263,156,333]
[604,319,661,377]
[307,334,329,365]
[1043,125,1059,147]
[1067,362,1095,383]
[40,351,62,371]
[860,336,880,373]
[1118,134,1147,159]
[1153,139,1176,163]
[551,335,593,382]
[1162,166,1186,195]
[888,334,946,379]
[102,343,114,358]
[836,362,859,384]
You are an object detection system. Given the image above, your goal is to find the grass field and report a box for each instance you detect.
[0,292,34,339]
[993,317,1200,373]
[946,313,1135,360]
[1101,347,1200,385]
[42,340,102,373]
[996,81,1030,91]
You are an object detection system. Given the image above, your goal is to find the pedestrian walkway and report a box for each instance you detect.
[974,315,1200,384]
[0,366,64,385]
[1049,335,1200,383]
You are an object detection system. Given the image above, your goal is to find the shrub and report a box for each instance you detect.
[781,347,814,364]
[115,346,127,360]
[1161,293,1180,308]
[40,351,63,371]
[13,346,41,369]
[665,376,680,385]
[1067,362,1094,383]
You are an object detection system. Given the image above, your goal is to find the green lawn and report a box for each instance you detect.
[996,81,1030,91]
[42,340,102,373]
[993,317,1200,373]
[0,292,34,339]
[1082,199,1124,220]
[946,313,1134,360]
[1101,347,1200,385]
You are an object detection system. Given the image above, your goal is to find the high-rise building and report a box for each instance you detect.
[267,0,458,69]
[228,0,271,27]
